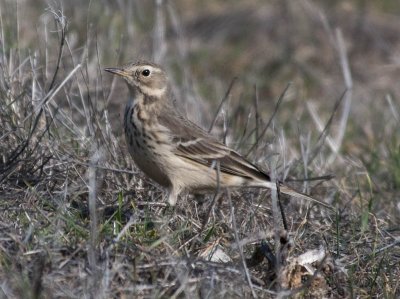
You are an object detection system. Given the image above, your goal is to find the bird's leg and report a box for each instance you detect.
[166,186,180,206]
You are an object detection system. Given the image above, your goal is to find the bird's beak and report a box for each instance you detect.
[104,67,130,78]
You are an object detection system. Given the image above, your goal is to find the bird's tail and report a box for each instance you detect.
[277,184,333,210]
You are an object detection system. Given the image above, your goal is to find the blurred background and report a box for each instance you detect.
[7,0,400,140]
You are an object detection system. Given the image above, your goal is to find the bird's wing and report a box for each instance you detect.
[158,109,271,182]
[157,108,333,209]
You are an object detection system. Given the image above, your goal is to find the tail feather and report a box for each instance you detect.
[278,184,333,210]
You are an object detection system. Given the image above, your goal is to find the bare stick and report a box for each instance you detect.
[386,94,400,124]
[328,28,353,163]
[153,0,166,64]
[245,83,290,157]
[254,85,260,142]
[227,190,257,298]
[208,77,237,133]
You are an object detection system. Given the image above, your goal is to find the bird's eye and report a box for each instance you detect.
[141,69,150,76]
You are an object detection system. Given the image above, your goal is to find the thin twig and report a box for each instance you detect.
[386,94,400,125]
[285,174,334,182]
[153,0,166,64]
[277,184,288,231]
[46,7,67,92]
[107,215,136,252]
[290,88,347,173]
[200,162,222,232]
[245,83,291,157]
[270,164,282,292]
[254,85,260,142]
[209,77,237,133]
[227,189,257,298]
[328,28,353,163]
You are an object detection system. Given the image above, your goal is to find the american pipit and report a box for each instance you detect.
[105,61,326,207]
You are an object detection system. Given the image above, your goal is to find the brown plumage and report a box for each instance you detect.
[105,61,329,207]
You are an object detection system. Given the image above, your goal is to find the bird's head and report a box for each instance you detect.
[105,61,168,98]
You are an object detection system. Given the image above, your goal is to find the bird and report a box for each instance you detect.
[105,61,328,208]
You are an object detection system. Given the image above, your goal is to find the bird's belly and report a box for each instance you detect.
[126,134,172,187]
[167,157,247,191]
[124,107,171,187]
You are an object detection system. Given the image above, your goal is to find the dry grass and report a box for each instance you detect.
[0,0,399,298]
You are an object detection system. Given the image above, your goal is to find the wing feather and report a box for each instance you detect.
[157,104,271,182]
